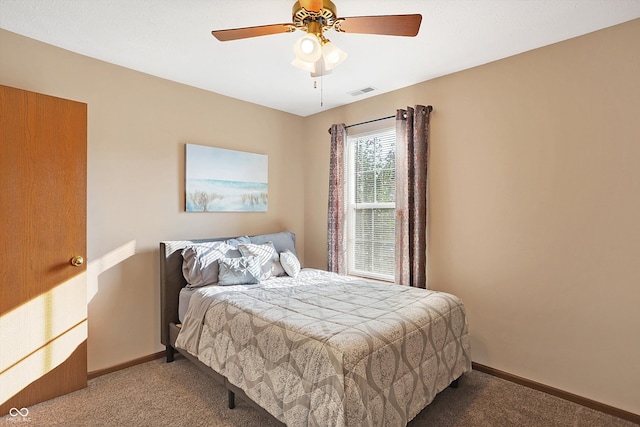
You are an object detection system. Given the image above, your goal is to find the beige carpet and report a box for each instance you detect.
[2,356,636,426]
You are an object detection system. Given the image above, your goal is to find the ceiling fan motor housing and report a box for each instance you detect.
[292,0,338,33]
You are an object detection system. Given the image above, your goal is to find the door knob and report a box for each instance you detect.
[70,255,84,267]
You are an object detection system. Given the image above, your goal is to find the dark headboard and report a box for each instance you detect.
[159,231,297,347]
[159,237,228,347]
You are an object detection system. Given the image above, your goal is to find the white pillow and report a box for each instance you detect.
[181,242,233,287]
[280,250,301,278]
[217,256,262,285]
[238,241,285,280]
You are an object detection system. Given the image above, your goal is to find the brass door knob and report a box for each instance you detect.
[70,256,84,267]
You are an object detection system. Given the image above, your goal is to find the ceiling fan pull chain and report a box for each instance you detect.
[312,77,324,107]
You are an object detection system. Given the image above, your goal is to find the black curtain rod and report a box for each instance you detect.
[327,115,394,134]
[346,115,395,129]
[327,106,433,134]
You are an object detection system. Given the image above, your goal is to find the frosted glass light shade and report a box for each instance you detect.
[291,57,316,73]
[294,34,322,63]
[321,42,347,70]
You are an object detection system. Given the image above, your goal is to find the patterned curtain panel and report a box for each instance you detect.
[395,105,432,288]
[327,123,347,274]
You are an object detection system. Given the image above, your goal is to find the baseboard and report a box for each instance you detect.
[472,362,640,424]
[87,351,165,380]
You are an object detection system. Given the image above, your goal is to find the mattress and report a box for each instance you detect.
[176,269,471,426]
[178,287,195,324]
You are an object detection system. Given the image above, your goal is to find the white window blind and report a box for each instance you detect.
[347,127,396,281]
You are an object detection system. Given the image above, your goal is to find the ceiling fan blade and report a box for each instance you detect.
[298,0,324,12]
[337,14,422,37]
[212,23,294,42]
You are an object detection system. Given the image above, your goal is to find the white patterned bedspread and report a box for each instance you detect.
[176,269,471,427]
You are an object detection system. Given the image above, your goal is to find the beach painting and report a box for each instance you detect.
[185,144,268,212]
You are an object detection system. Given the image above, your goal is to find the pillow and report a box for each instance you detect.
[181,242,233,287]
[249,231,297,256]
[238,241,285,280]
[217,256,262,285]
[280,250,301,278]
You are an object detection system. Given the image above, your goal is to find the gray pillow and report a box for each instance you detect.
[249,231,297,256]
[181,242,233,287]
[238,241,285,279]
[217,256,262,285]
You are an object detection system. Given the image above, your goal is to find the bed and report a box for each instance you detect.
[160,231,471,426]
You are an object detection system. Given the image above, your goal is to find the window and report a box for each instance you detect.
[346,127,396,281]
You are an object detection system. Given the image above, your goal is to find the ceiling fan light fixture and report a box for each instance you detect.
[310,58,332,78]
[321,41,347,70]
[291,57,316,73]
[294,33,322,63]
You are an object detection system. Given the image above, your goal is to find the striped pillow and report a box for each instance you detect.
[238,241,285,280]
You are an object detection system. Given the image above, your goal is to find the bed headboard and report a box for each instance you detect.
[159,237,228,346]
[159,232,297,347]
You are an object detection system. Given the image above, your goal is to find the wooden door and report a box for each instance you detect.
[0,85,87,414]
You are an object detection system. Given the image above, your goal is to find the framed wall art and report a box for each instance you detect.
[185,144,268,212]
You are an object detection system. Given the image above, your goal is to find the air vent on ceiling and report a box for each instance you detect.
[349,86,377,97]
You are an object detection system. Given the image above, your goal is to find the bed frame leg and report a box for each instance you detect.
[166,345,175,363]
[228,390,236,409]
[450,378,459,389]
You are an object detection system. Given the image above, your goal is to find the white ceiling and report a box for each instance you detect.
[1,0,639,117]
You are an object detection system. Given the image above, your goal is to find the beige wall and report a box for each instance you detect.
[2,17,639,415]
[303,19,640,414]
[0,29,306,373]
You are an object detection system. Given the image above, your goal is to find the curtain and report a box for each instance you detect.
[395,105,432,288]
[327,123,347,274]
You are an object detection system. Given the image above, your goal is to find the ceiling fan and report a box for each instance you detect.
[211,0,422,77]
